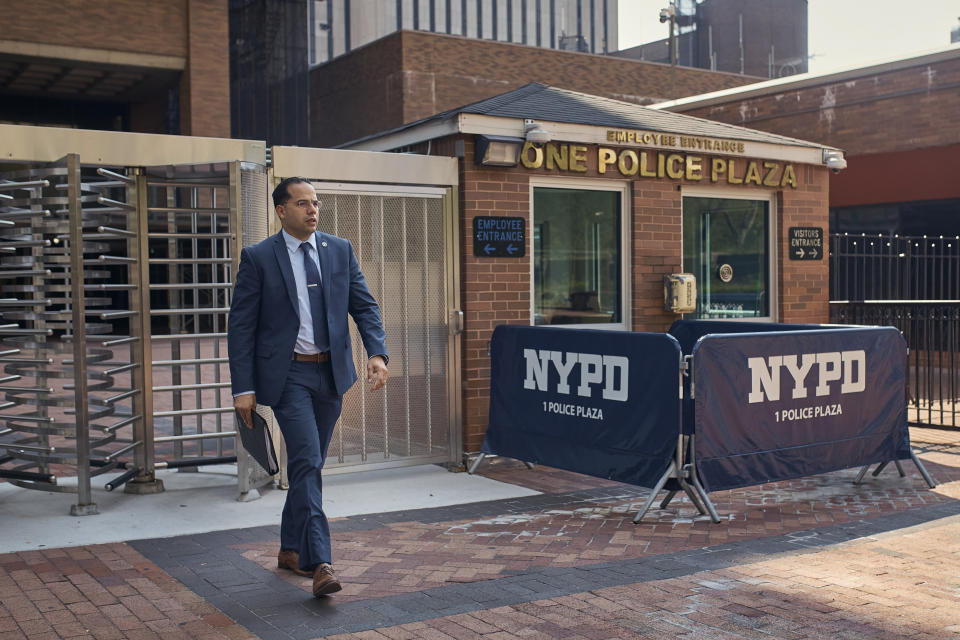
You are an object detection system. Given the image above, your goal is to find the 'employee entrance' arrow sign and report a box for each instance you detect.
[473,216,526,258]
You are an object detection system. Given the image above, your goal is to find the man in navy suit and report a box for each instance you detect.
[228,177,388,597]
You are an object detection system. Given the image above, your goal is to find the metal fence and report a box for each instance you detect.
[830,233,959,302]
[830,232,959,430]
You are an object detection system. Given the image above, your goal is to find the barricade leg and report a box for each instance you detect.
[910,450,936,488]
[658,490,677,510]
[467,454,536,475]
[686,471,722,523]
[467,453,487,475]
[678,478,708,515]
[632,461,677,524]
[854,452,935,489]
[871,461,889,477]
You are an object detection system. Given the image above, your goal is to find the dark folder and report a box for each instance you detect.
[235,409,279,475]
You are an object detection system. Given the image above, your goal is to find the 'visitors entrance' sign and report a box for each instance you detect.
[789,227,823,260]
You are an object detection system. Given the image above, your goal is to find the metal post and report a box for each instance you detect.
[125,171,163,494]
[67,154,97,516]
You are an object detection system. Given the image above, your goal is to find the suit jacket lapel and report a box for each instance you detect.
[272,232,299,318]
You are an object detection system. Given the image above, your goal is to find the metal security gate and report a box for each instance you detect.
[271,146,462,472]
[316,184,456,468]
[830,233,960,430]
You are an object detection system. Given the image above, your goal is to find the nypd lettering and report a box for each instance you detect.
[523,349,628,401]
[747,350,865,403]
[747,349,865,425]
[522,348,629,422]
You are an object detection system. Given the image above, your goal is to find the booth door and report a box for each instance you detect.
[682,195,773,319]
[313,184,460,471]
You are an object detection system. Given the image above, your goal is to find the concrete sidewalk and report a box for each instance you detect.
[1,428,958,639]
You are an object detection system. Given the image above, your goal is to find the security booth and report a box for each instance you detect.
[343,83,842,455]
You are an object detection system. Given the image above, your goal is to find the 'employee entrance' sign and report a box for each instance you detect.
[473,216,525,257]
[788,227,823,260]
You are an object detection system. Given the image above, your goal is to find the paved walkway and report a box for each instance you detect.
[1,428,959,639]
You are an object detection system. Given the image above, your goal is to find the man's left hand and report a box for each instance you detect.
[367,355,388,391]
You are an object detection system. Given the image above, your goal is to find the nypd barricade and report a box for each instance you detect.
[482,321,930,524]
[483,325,683,488]
[691,326,913,493]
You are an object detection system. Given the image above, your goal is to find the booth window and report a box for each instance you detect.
[533,187,622,326]
[682,196,771,319]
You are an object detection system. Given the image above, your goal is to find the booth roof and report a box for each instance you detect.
[339,82,838,152]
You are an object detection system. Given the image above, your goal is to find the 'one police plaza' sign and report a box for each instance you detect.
[473,216,525,257]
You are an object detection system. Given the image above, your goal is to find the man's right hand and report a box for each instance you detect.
[234,393,257,428]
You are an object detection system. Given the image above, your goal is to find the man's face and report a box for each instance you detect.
[276,182,320,241]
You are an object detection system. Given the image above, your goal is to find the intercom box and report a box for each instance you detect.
[664,273,696,314]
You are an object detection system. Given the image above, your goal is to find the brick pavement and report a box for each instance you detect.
[1,429,958,639]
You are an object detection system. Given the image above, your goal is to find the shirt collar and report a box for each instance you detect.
[281,229,316,254]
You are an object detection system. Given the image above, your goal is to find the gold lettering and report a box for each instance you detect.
[711,158,726,183]
[762,161,780,186]
[598,148,617,174]
[520,142,543,169]
[780,164,798,188]
[617,149,639,176]
[627,132,636,143]
[642,133,652,144]
[744,161,762,185]
[639,151,657,177]
[686,155,703,181]
[606,131,616,142]
[616,131,627,142]
[570,145,588,172]
[728,159,744,184]
[657,153,666,178]
[546,143,568,171]
[666,154,685,179]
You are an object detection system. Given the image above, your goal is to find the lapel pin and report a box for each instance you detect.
[321,241,327,247]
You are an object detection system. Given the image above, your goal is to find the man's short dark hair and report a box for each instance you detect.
[272,177,313,208]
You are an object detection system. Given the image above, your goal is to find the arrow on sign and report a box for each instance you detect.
[483,244,495,255]
[810,248,819,258]
[795,248,806,258]
[506,244,517,255]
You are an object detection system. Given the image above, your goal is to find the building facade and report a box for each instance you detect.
[652,45,960,237]
[346,84,838,451]
[311,29,762,147]
[0,0,231,137]
[309,0,618,66]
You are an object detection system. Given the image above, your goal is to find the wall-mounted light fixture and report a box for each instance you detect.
[474,134,524,167]
[823,149,847,173]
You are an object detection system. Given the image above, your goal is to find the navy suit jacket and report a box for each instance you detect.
[228,231,387,406]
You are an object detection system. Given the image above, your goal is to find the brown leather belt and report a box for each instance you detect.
[292,351,329,363]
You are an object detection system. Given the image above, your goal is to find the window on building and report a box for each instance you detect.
[532,186,623,327]
[682,195,772,319]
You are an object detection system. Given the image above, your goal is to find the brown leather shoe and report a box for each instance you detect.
[312,563,342,597]
[277,549,311,577]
